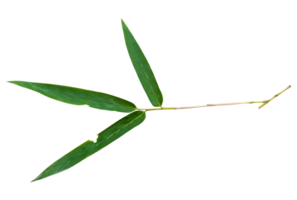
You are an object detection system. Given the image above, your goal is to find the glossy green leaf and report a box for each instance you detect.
[32,111,146,182]
[121,19,163,107]
[8,81,136,113]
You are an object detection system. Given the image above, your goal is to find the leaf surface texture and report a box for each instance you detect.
[9,81,136,113]
[32,111,146,181]
[122,20,163,107]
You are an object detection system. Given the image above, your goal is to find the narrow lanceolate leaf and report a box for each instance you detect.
[121,19,163,107]
[32,111,146,182]
[8,81,136,113]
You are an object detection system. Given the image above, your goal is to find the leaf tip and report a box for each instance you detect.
[28,178,34,184]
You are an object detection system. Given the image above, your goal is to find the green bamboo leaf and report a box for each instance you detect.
[32,111,146,182]
[121,19,163,107]
[8,81,136,113]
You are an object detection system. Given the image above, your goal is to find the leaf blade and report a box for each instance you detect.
[8,81,136,113]
[32,111,146,182]
[121,19,163,107]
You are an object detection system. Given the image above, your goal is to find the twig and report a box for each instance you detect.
[256,84,293,110]
[172,99,267,110]
[138,84,293,111]
[137,101,264,111]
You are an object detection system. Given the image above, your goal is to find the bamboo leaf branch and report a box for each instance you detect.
[7,19,292,182]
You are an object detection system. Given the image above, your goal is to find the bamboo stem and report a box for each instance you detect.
[173,99,267,110]
[137,101,264,111]
[137,85,291,112]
